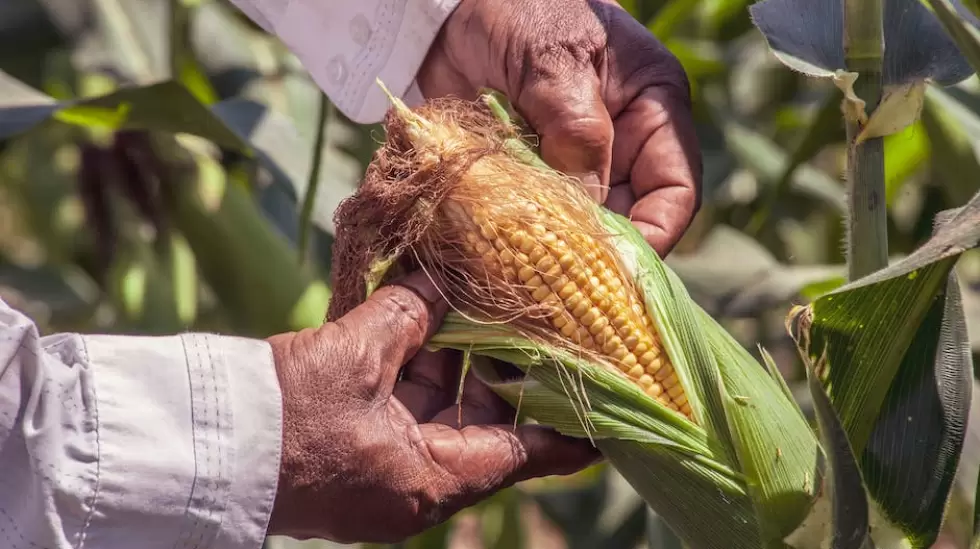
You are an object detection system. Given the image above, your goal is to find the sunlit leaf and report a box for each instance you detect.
[791,199,980,546]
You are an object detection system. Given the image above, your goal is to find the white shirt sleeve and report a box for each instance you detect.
[0,297,283,549]
[226,0,463,124]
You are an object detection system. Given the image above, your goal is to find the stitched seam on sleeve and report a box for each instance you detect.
[187,336,227,549]
[74,336,101,549]
[171,335,203,549]
[341,0,402,113]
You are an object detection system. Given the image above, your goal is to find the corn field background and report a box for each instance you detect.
[3,0,980,548]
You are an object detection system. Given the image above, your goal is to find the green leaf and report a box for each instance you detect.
[792,194,980,453]
[720,119,847,214]
[924,0,980,77]
[648,0,701,40]
[791,196,980,546]
[859,209,973,547]
[149,133,331,336]
[792,360,874,549]
[209,97,365,236]
[921,85,980,208]
[0,74,249,151]
[748,88,845,234]
[884,121,929,206]
[0,69,58,139]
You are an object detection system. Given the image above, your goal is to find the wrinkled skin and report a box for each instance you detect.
[419,0,702,256]
[266,0,701,543]
[267,273,599,543]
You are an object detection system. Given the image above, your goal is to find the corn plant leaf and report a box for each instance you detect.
[801,359,874,549]
[210,97,365,236]
[883,121,929,206]
[748,87,845,233]
[0,72,248,150]
[750,0,979,87]
[719,119,847,214]
[926,0,980,77]
[858,210,973,547]
[0,69,58,139]
[791,198,980,546]
[920,85,980,208]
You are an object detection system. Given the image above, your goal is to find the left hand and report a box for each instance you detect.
[417,0,702,256]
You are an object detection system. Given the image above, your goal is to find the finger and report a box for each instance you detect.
[511,59,614,203]
[610,86,702,256]
[393,349,462,422]
[416,423,601,511]
[416,34,479,100]
[334,270,450,396]
[428,367,515,427]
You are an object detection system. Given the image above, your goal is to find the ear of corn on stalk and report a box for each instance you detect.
[327,83,828,549]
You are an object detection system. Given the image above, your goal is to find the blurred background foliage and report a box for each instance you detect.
[2,0,980,547]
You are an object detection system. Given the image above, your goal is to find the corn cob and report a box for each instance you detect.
[454,202,693,419]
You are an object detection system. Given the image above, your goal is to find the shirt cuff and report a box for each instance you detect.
[81,332,282,549]
[273,0,463,124]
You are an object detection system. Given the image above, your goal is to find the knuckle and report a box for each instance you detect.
[377,287,430,342]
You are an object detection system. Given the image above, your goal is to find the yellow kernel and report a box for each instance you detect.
[637,375,655,388]
[654,363,674,382]
[542,265,563,284]
[536,254,556,271]
[526,275,544,289]
[531,285,552,301]
[634,341,650,355]
[674,392,688,407]
[628,365,644,378]
[667,402,680,412]
[668,383,685,399]
[558,252,576,270]
[623,334,640,350]
[594,325,616,345]
[611,314,630,330]
[602,335,623,354]
[560,321,577,337]
[518,266,536,282]
[662,372,679,390]
[499,249,515,265]
[588,316,609,336]
[572,300,590,318]
[645,357,663,375]
[646,383,663,397]
[580,307,600,326]
[518,237,535,254]
[620,353,638,368]
[529,246,547,264]
[609,346,629,361]
[553,314,569,329]
[558,282,577,300]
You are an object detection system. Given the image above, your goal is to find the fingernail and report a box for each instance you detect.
[392,270,450,318]
[572,172,603,202]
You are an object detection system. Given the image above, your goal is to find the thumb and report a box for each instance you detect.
[334,270,449,395]
[513,68,614,203]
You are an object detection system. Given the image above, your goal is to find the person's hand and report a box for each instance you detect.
[418,0,702,256]
[265,272,599,544]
